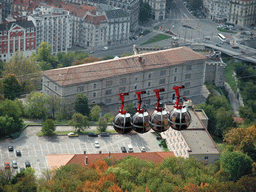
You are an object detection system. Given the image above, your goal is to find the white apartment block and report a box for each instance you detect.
[27,6,73,54]
[41,47,226,113]
[143,0,166,21]
[203,0,256,26]
[227,0,256,26]
[161,105,220,164]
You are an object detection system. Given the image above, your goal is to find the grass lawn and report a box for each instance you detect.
[141,34,171,45]
[225,61,237,93]
[217,28,237,34]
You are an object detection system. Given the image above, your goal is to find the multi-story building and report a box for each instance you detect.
[143,0,166,21]
[0,20,36,62]
[12,0,30,13]
[1,0,14,21]
[203,0,256,26]
[66,0,139,32]
[41,47,226,113]
[0,3,2,24]
[105,9,130,46]
[227,0,256,26]
[27,6,73,54]
[162,104,220,164]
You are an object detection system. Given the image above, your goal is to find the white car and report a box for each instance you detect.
[68,132,78,137]
[94,141,100,148]
[140,146,146,152]
[102,47,108,51]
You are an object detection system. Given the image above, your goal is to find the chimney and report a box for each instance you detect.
[108,152,111,158]
[84,151,86,154]
[138,56,142,62]
[85,156,88,165]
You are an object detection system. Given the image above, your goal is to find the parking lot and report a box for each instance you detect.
[0,126,163,177]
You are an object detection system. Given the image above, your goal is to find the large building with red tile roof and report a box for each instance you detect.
[41,47,226,113]
[46,152,175,170]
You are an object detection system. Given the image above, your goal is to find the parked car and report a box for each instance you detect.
[94,141,100,148]
[4,162,10,169]
[16,150,21,156]
[102,46,108,51]
[232,46,239,49]
[216,43,221,47]
[68,132,78,137]
[8,146,14,152]
[25,161,31,168]
[88,132,98,137]
[100,132,110,137]
[140,146,146,152]
[240,50,245,53]
[121,146,127,153]
[89,50,94,54]
[12,160,18,169]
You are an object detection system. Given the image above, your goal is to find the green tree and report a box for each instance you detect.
[74,94,90,117]
[102,55,114,60]
[220,150,253,181]
[3,74,22,100]
[47,94,61,120]
[124,103,136,115]
[90,105,102,121]
[139,0,152,23]
[104,113,114,123]
[25,91,49,120]
[98,117,107,132]
[33,42,58,70]
[3,52,41,93]
[68,113,89,132]
[215,107,234,137]
[42,119,56,135]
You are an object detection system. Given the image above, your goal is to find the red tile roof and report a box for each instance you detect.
[47,152,175,170]
[84,14,107,25]
[42,47,206,87]
[62,3,92,18]
[12,0,30,7]
[27,2,40,12]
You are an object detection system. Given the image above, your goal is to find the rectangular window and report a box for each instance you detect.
[120,78,126,85]
[174,76,177,82]
[55,86,57,91]
[160,70,166,76]
[105,89,112,95]
[174,68,178,73]
[135,76,138,81]
[106,80,112,87]
[93,83,96,88]
[159,79,165,85]
[184,82,190,88]
[148,82,151,87]
[186,65,192,70]
[93,92,96,97]
[205,156,208,160]
[77,86,84,93]
[105,98,111,104]
[185,74,191,79]
[148,73,152,78]
[119,87,125,93]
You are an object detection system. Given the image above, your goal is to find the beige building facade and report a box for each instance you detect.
[41,47,226,113]
[143,0,166,21]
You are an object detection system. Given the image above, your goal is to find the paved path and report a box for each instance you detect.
[224,82,240,117]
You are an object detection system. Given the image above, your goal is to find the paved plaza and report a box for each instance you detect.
[0,126,163,177]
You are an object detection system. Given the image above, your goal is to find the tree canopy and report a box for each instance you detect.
[3,74,22,100]
[74,94,90,117]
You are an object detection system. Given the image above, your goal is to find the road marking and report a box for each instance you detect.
[45,156,49,169]
[52,144,56,154]
[65,143,70,154]
[39,144,44,156]
[79,143,83,154]
[26,145,30,157]
[46,144,50,155]
[33,145,37,156]
[71,143,76,154]
[59,144,63,154]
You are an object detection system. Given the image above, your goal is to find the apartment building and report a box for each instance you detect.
[203,0,256,26]
[105,9,130,46]
[227,0,256,26]
[161,105,220,164]
[66,0,139,31]
[143,0,166,21]
[2,0,14,20]
[41,47,226,113]
[0,20,36,62]
[27,6,72,54]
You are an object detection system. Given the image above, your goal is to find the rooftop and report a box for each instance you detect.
[84,14,107,25]
[42,47,206,87]
[47,152,175,170]
[0,20,35,31]
[105,9,129,19]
